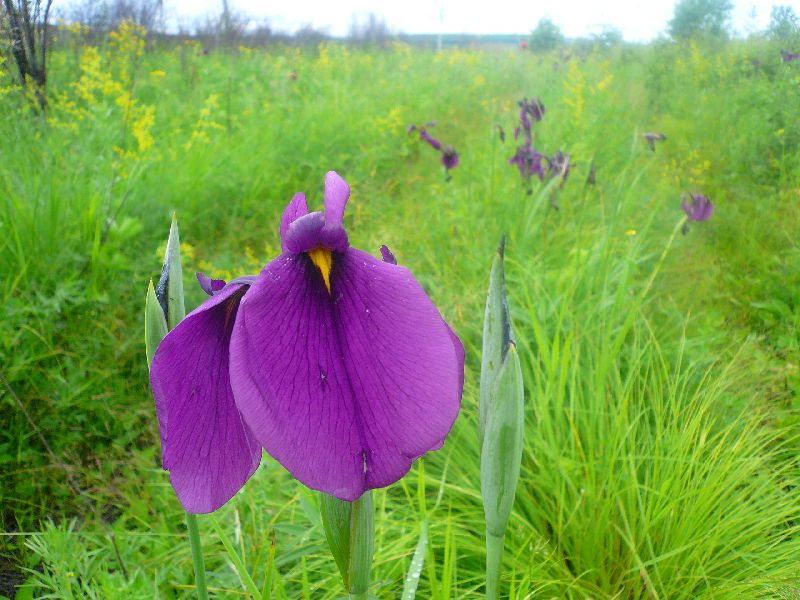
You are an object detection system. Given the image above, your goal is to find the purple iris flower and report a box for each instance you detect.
[516,97,545,141]
[150,172,465,511]
[681,193,714,222]
[509,142,545,182]
[441,145,459,174]
[149,273,261,514]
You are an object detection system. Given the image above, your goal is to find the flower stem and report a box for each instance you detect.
[185,513,209,600]
[485,532,505,600]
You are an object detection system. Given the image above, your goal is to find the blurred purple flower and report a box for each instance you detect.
[150,172,465,510]
[509,142,545,182]
[516,97,545,141]
[442,145,459,172]
[547,151,571,185]
[681,193,714,222]
[781,49,800,62]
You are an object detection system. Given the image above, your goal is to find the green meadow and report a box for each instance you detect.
[2,28,800,598]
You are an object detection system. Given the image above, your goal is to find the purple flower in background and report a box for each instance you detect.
[509,142,545,182]
[441,145,459,178]
[781,49,800,62]
[643,132,667,152]
[516,97,545,141]
[681,193,714,222]
[150,273,261,513]
[152,172,465,509]
[547,151,571,185]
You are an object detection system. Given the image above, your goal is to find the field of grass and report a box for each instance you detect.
[2,27,800,598]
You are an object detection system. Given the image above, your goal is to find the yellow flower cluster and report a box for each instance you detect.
[564,59,586,127]
[183,93,225,151]
[49,26,156,167]
[368,106,406,138]
[109,21,146,58]
[666,148,712,188]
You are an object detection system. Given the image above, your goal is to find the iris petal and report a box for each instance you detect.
[229,250,463,501]
[324,171,350,227]
[150,283,261,513]
[280,192,308,251]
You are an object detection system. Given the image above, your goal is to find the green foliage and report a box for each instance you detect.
[768,5,800,41]
[529,18,565,52]
[592,25,624,48]
[668,0,733,39]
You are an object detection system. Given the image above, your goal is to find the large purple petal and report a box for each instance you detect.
[281,193,308,251]
[150,283,261,513]
[324,171,350,227]
[229,250,463,501]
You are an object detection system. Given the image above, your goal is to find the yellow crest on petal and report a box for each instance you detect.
[308,247,333,293]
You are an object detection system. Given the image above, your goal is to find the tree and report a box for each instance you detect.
[668,0,732,40]
[767,5,800,41]
[592,25,623,48]
[1,0,54,109]
[529,18,564,52]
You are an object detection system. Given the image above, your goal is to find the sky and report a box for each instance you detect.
[166,0,800,41]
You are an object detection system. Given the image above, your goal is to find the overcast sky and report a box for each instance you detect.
[165,0,800,41]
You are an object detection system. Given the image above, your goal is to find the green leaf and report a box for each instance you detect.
[480,236,513,445]
[320,493,353,590]
[401,520,428,600]
[145,279,168,368]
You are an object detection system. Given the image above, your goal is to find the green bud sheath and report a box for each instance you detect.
[479,236,511,447]
[145,279,168,368]
[479,238,525,599]
[154,213,186,331]
[320,491,374,598]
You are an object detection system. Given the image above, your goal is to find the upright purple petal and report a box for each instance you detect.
[281,193,308,251]
[380,245,397,265]
[150,282,261,513]
[324,171,350,227]
[196,272,226,296]
[229,250,463,501]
